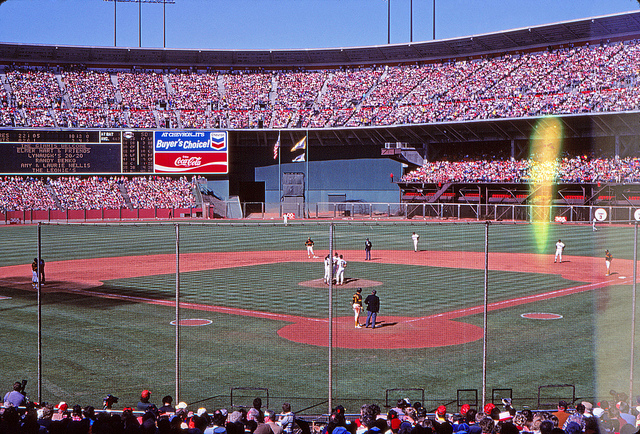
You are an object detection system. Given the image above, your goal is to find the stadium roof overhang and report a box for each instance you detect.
[231,111,640,149]
[1,11,640,68]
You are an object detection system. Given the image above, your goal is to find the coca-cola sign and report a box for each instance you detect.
[175,156,202,167]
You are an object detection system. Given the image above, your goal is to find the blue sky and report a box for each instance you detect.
[0,0,638,50]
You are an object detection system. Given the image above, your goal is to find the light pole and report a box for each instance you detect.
[433,0,436,40]
[410,0,413,42]
[103,0,175,48]
[387,0,391,44]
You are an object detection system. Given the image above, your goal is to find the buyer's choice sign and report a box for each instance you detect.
[154,131,228,173]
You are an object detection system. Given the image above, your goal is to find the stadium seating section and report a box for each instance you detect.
[401,156,640,184]
[1,39,640,129]
[0,176,198,211]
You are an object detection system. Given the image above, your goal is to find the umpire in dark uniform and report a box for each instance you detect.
[364,290,380,329]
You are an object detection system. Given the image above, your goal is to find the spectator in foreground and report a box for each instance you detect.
[3,381,26,408]
[278,402,295,434]
[137,389,154,412]
[159,395,175,415]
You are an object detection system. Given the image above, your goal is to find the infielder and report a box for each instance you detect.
[305,237,316,258]
[554,239,565,263]
[605,249,612,275]
[336,255,347,285]
[411,232,420,252]
[323,255,332,284]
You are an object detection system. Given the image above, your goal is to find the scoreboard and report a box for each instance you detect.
[0,129,227,174]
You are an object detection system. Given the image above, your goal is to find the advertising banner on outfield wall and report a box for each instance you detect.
[154,131,228,174]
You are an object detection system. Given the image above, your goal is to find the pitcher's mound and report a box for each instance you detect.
[299,278,383,288]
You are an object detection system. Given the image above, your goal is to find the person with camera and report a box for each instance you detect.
[3,381,26,408]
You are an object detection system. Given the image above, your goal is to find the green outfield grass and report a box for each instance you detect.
[0,221,638,413]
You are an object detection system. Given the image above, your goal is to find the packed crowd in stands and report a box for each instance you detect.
[0,176,57,211]
[124,176,196,209]
[401,156,640,184]
[272,70,328,129]
[48,176,127,210]
[0,176,198,211]
[3,384,640,434]
[1,39,640,129]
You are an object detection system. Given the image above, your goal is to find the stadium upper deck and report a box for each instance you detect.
[1,11,640,152]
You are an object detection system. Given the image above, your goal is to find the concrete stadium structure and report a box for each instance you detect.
[2,11,640,218]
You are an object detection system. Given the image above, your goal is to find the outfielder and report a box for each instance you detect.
[554,239,565,263]
[411,232,420,252]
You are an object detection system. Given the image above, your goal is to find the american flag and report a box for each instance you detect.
[273,135,280,160]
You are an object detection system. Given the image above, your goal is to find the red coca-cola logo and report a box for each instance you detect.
[174,156,202,167]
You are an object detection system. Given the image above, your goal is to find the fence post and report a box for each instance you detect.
[609,206,612,224]
[175,223,181,404]
[328,223,334,413]
[630,223,638,402]
[482,220,489,409]
[37,223,42,403]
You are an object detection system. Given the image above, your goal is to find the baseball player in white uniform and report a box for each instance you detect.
[554,239,565,263]
[412,232,420,252]
[323,255,332,284]
[336,255,347,285]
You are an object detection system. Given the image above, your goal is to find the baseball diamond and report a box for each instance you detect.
[0,220,637,412]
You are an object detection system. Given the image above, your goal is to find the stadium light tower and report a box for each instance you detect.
[433,0,436,40]
[410,0,413,42]
[103,0,176,48]
[387,0,391,44]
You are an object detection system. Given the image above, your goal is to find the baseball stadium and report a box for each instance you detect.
[2,3,640,432]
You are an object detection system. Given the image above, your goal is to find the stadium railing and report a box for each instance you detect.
[2,202,637,223]
[1,206,206,224]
